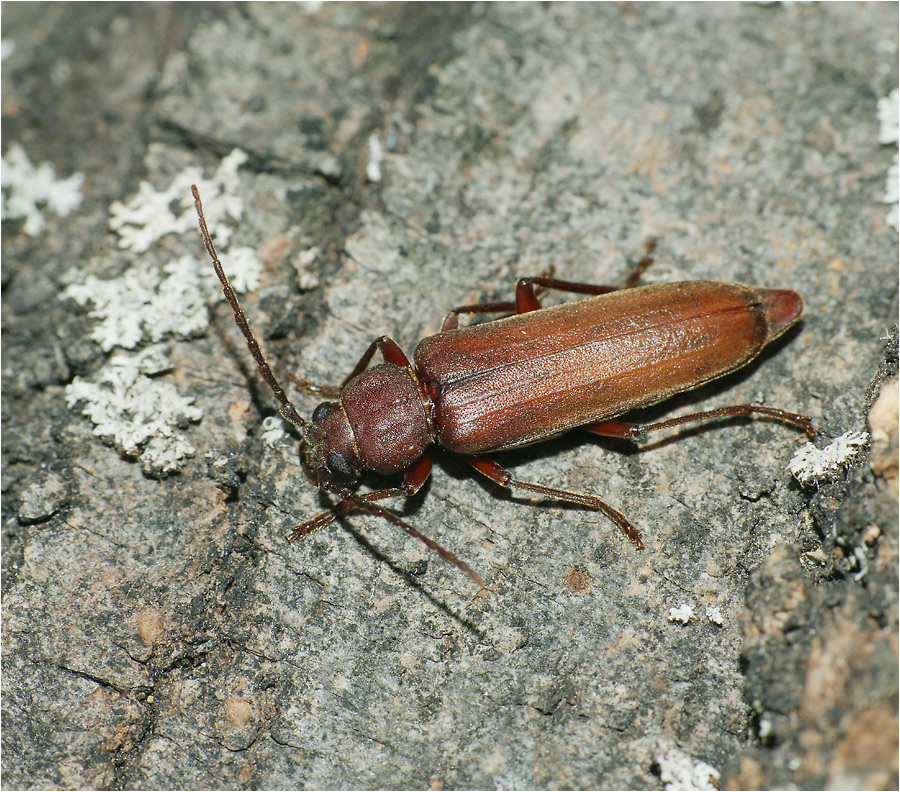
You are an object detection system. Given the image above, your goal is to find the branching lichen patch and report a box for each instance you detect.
[788,430,870,486]
[60,148,262,474]
[61,148,260,352]
[61,246,261,352]
[63,255,209,351]
[109,148,248,252]
[65,345,202,476]
[1,143,85,236]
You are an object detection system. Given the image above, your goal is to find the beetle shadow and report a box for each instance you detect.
[319,485,485,635]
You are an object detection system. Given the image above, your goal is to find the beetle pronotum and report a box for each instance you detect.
[193,185,815,588]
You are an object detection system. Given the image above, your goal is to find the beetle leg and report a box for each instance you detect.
[621,238,657,289]
[440,282,620,331]
[328,480,484,587]
[284,489,401,543]
[287,373,342,398]
[465,454,644,548]
[285,453,483,587]
[288,336,412,395]
[340,335,410,385]
[440,300,518,331]
[291,337,412,398]
[584,404,817,440]
[441,275,645,330]
[285,452,433,543]
[512,239,659,310]
[512,240,658,311]
[440,243,656,331]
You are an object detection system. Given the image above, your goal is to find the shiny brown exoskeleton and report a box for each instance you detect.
[193,186,815,587]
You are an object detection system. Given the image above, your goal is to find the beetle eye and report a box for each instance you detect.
[326,453,356,481]
[312,402,334,423]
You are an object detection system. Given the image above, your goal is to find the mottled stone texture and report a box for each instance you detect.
[3,4,897,789]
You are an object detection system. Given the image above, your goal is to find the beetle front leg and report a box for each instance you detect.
[285,452,433,542]
[288,335,412,398]
[288,373,342,399]
[585,404,817,440]
[340,335,411,384]
[465,455,644,548]
[283,452,484,589]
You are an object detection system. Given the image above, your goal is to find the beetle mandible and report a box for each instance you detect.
[192,185,816,588]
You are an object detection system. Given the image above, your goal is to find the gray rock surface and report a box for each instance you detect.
[3,4,897,789]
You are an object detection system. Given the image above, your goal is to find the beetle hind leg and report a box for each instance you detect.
[466,455,644,549]
[585,404,817,440]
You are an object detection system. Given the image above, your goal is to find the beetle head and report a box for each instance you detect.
[301,401,363,485]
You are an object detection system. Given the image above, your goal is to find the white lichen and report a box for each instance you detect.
[63,255,210,351]
[656,744,720,791]
[366,134,384,183]
[64,148,260,352]
[261,416,288,447]
[108,148,248,252]
[215,245,263,294]
[853,545,869,582]
[878,88,899,232]
[788,430,869,486]
[60,150,266,470]
[1,143,85,236]
[65,345,202,475]
[62,243,261,353]
[667,603,695,624]
[293,247,322,290]
[878,88,898,145]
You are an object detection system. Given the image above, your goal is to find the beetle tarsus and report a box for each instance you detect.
[288,373,342,399]
[629,404,818,439]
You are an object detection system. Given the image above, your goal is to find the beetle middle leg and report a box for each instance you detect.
[441,240,657,330]
[466,454,644,548]
[441,280,620,330]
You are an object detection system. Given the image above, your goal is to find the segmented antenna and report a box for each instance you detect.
[192,185,305,429]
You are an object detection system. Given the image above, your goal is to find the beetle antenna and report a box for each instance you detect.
[192,185,306,429]
[328,485,485,589]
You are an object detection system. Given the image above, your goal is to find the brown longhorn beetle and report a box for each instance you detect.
[192,185,816,588]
